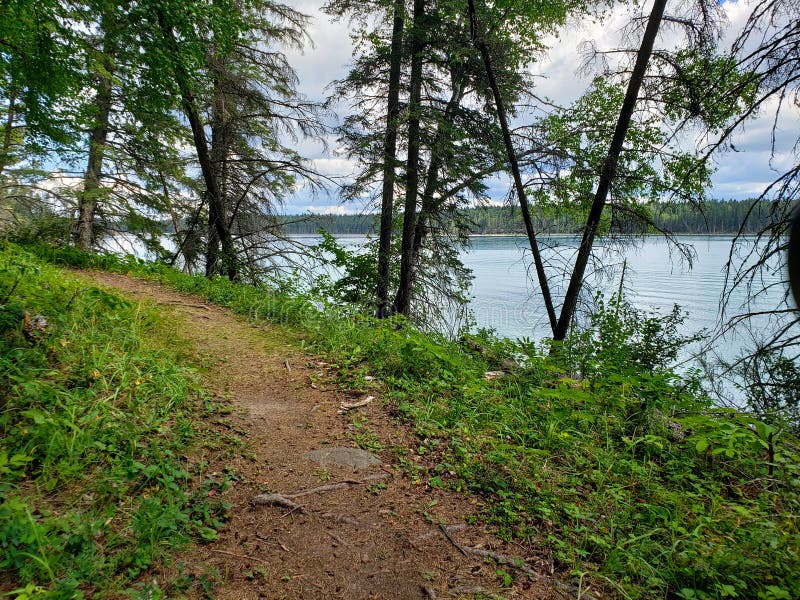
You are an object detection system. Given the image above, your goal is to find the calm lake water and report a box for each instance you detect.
[327,234,790,364]
[461,235,770,341]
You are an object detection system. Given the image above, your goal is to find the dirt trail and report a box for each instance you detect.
[85,271,568,600]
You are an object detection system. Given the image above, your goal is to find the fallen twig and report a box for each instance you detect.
[254,533,293,553]
[284,359,291,371]
[252,474,387,518]
[325,530,351,547]
[483,370,507,380]
[465,546,537,578]
[439,523,468,556]
[1,274,20,304]
[338,395,375,413]
[65,287,80,309]
[251,493,306,514]
[412,523,467,542]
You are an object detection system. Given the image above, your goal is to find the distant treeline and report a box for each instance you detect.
[280,199,775,236]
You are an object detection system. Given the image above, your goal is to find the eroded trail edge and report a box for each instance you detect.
[84,271,568,600]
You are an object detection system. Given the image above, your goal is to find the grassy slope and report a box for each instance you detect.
[0,245,230,599]
[13,242,800,600]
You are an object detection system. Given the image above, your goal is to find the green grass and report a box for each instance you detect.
[21,242,800,600]
[0,245,230,599]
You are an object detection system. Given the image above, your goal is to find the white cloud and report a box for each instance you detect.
[310,156,358,177]
[303,204,361,215]
[284,1,354,102]
[38,170,83,192]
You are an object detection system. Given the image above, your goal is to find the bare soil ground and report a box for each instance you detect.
[85,271,571,600]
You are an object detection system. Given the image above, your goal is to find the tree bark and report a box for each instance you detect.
[208,62,232,277]
[376,0,405,318]
[393,0,426,316]
[0,89,16,173]
[552,0,667,341]
[790,203,800,309]
[467,0,557,334]
[78,20,115,252]
[156,9,236,280]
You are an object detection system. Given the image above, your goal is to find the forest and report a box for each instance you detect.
[1,0,800,598]
[280,199,779,235]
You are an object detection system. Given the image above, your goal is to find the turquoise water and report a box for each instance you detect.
[461,235,779,342]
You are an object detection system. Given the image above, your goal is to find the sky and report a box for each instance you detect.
[278,0,800,215]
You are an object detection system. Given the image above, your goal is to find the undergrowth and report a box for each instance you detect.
[0,245,229,599]
[22,242,800,600]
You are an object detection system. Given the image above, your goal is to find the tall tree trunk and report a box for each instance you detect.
[78,22,114,252]
[156,10,236,280]
[467,0,557,334]
[0,90,16,173]
[393,0,426,316]
[208,64,232,277]
[399,76,465,299]
[376,0,405,318]
[552,0,667,341]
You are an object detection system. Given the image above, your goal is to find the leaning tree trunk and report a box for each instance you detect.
[552,0,668,341]
[393,0,426,317]
[156,10,236,280]
[467,0,557,334]
[78,22,115,252]
[376,0,405,318]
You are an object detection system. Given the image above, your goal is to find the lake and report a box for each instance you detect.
[325,234,789,363]
[462,235,776,340]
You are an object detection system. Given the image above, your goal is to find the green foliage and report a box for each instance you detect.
[538,77,712,216]
[311,230,380,306]
[0,0,82,152]
[659,51,759,131]
[26,243,800,599]
[0,244,229,597]
[280,199,777,236]
[562,291,705,378]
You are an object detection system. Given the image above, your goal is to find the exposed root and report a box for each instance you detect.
[412,523,467,542]
[251,493,306,514]
[438,523,468,556]
[422,585,437,599]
